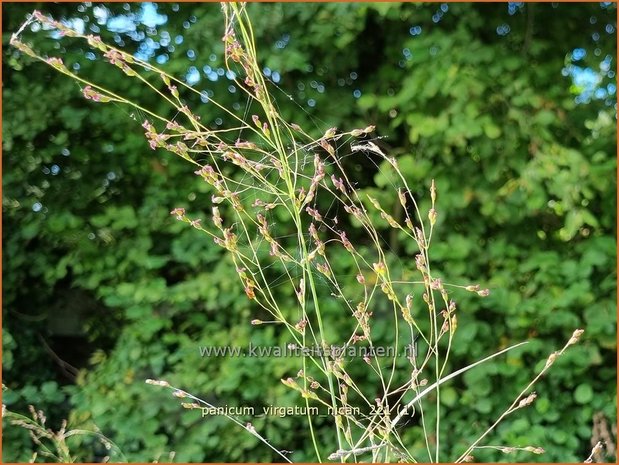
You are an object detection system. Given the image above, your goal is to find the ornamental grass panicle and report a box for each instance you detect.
[567,328,585,346]
[9,38,36,57]
[222,228,238,251]
[428,208,437,225]
[145,379,170,388]
[82,85,111,103]
[165,84,179,99]
[211,207,222,229]
[170,207,185,220]
[223,30,244,63]
[415,227,426,249]
[430,278,443,290]
[181,402,201,410]
[269,241,279,257]
[308,222,319,241]
[331,175,346,193]
[194,165,218,184]
[33,10,64,30]
[166,120,183,131]
[11,5,593,461]
[585,441,604,463]
[306,206,322,221]
[339,231,354,252]
[296,279,305,304]
[398,189,408,208]
[518,392,537,408]
[234,139,257,150]
[381,211,401,229]
[316,262,330,277]
[295,318,308,333]
[319,138,335,157]
[85,34,105,51]
[103,49,125,66]
[46,56,67,71]
[244,280,256,300]
[415,253,426,272]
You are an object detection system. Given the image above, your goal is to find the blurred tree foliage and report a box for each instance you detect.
[3,2,616,462]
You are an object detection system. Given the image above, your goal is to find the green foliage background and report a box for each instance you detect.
[3,2,617,462]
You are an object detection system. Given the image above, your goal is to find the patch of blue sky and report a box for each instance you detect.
[140,3,168,28]
[186,66,201,85]
[106,14,137,33]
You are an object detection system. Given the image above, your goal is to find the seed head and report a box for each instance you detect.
[306,206,322,221]
[373,262,387,276]
[170,208,186,220]
[145,379,170,387]
[428,208,437,225]
[526,447,545,455]
[331,175,346,193]
[340,231,354,252]
[245,281,256,300]
[545,351,559,369]
[281,377,299,389]
[518,391,537,408]
[398,189,407,208]
[567,328,584,346]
